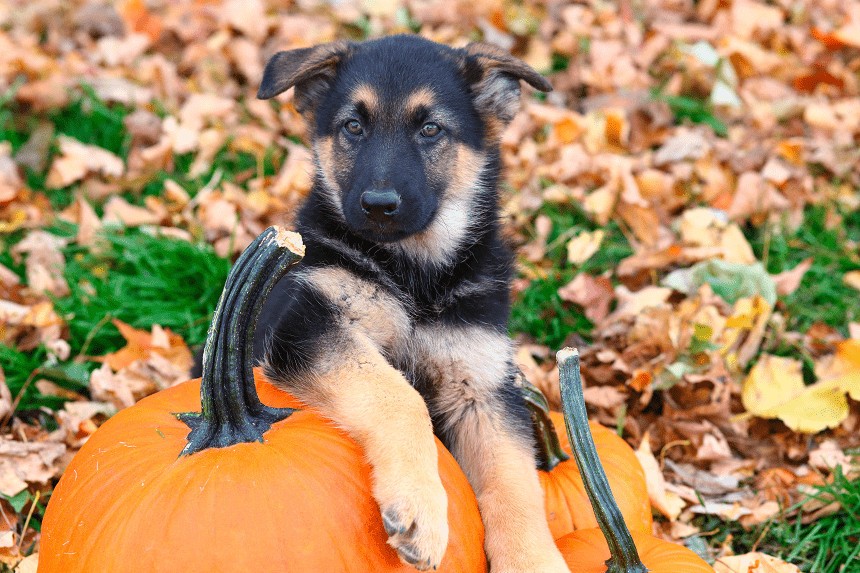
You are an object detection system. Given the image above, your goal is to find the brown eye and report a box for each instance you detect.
[344,119,363,136]
[420,122,441,138]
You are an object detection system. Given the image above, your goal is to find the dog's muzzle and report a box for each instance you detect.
[360,189,401,223]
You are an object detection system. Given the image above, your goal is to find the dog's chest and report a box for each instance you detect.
[390,324,513,399]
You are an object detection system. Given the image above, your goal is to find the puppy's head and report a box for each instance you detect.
[259,36,551,252]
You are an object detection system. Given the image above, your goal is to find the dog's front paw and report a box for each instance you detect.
[377,477,449,570]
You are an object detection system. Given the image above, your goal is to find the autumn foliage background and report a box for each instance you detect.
[1,0,859,571]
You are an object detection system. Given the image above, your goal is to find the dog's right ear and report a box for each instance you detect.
[257,42,350,113]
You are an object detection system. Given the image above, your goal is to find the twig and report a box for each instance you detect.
[74,313,113,361]
[1,368,42,431]
[17,491,40,552]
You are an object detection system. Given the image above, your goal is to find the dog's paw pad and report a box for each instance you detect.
[378,483,448,571]
[382,506,411,537]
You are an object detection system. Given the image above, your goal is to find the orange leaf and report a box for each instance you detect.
[100,319,193,372]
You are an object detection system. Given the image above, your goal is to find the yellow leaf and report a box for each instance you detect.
[566,229,604,265]
[816,339,860,401]
[742,355,849,433]
[844,271,860,292]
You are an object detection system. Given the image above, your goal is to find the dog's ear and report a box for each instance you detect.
[258,42,351,113]
[462,42,552,123]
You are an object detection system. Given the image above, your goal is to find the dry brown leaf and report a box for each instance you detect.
[55,401,115,448]
[15,553,39,573]
[635,433,686,521]
[772,258,813,296]
[10,231,69,297]
[557,273,614,324]
[715,552,800,573]
[566,229,604,265]
[46,136,124,188]
[102,196,162,227]
[0,371,12,423]
[0,438,65,497]
[99,319,193,373]
[844,271,860,291]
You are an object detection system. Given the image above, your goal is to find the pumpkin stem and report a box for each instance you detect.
[176,226,305,455]
[557,348,649,573]
[519,376,570,472]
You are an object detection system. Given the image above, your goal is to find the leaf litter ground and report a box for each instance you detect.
[1,0,859,571]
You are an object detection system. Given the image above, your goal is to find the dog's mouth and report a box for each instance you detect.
[354,223,412,243]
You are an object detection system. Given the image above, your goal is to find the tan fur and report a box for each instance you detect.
[313,136,345,216]
[402,326,569,573]
[290,333,448,571]
[404,87,436,115]
[304,266,410,349]
[452,421,568,573]
[395,146,486,266]
[352,83,380,116]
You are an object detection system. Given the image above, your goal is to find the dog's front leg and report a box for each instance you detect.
[423,327,569,572]
[444,390,570,572]
[276,333,448,571]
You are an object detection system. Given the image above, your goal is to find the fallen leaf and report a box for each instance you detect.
[663,260,776,305]
[772,258,813,296]
[815,339,860,400]
[567,229,606,265]
[0,438,65,497]
[15,553,39,573]
[715,552,800,573]
[808,440,854,475]
[10,231,69,297]
[99,319,193,372]
[102,196,161,227]
[558,273,615,324]
[742,354,850,433]
[46,136,124,188]
[635,433,686,520]
[844,271,860,291]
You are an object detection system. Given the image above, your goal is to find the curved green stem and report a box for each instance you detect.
[176,226,305,455]
[557,348,648,573]
[519,376,570,472]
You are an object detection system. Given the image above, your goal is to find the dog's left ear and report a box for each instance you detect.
[462,42,552,123]
[257,42,351,113]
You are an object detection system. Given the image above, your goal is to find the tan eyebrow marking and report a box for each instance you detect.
[351,84,380,115]
[404,88,436,115]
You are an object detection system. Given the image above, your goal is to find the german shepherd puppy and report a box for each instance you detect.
[254,35,569,572]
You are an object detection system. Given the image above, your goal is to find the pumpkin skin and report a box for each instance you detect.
[557,528,714,572]
[39,372,487,573]
[540,411,653,539]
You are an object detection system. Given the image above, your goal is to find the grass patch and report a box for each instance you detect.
[56,227,230,356]
[747,205,860,334]
[1,227,229,410]
[698,470,860,572]
[656,92,728,137]
[510,203,633,348]
[49,85,132,158]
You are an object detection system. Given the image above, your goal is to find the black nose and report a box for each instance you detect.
[360,189,401,222]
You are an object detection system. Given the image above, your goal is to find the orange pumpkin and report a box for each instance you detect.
[557,528,714,572]
[39,227,487,573]
[524,384,652,538]
[554,349,714,573]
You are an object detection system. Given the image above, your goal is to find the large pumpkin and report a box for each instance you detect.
[523,384,652,538]
[39,227,487,573]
